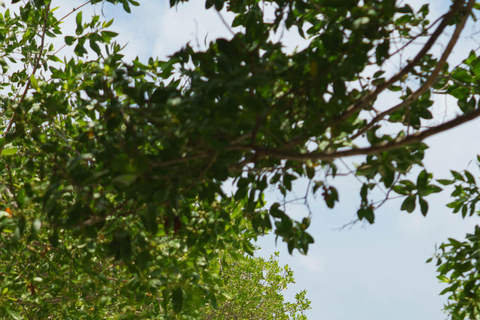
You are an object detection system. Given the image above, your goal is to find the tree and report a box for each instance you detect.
[426,163,480,320]
[202,252,310,320]
[0,0,480,318]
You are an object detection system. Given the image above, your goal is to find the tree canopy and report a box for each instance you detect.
[202,252,310,320]
[1,0,480,318]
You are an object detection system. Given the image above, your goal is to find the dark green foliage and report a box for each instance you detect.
[0,0,479,318]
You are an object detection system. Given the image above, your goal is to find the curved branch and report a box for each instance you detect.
[240,107,480,162]
[4,3,51,143]
[350,0,475,141]
[333,0,467,125]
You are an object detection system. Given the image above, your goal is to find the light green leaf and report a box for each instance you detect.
[30,75,39,91]
[1,147,17,156]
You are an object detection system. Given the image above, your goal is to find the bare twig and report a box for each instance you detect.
[387,14,445,60]
[216,10,236,37]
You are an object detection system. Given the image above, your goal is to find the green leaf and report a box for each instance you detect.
[450,87,470,100]
[122,1,131,13]
[470,58,480,75]
[47,55,62,62]
[437,179,454,186]
[103,18,114,28]
[416,170,428,189]
[75,11,83,35]
[451,69,472,83]
[395,14,412,25]
[30,74,39,91]
[418,4,429,16]
[464,170,476,184]
[451,170,465,181]
[324,186,339,209]
[419,197,428,216]
[101,30,119,42]
[393,185,408,195]
[6,310,21,320]
[420,184,442,196]
[64,36,76,45]
[357,206,375,224]
[74,39,88,56]
[270,203,287,219]
[1,147,17,155]
[401,194,416,213]
[388,85,402,92]
[89,39,101,55]
[243,240,254,256]
[397,4,413,13]
[448,238,464,248]
[90,15,100,28]
[306,166,315,179]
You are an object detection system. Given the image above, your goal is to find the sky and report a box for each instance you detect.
[49,1,480,319]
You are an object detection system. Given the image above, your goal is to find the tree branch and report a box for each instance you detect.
[350,0,475,141]
[4,2,51,146]
[332,0,467,125]
[50,1,92,30]
[241,107,480,162]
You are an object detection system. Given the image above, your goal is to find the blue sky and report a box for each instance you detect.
[55,1,480,318]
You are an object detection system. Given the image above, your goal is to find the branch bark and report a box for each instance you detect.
[239,106,480,162]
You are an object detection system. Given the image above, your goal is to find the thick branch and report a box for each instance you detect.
[243,107,480,162]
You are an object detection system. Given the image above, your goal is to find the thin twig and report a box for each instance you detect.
[50,1,92,30]
[216,10,235,37]
[387,14,445,60]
